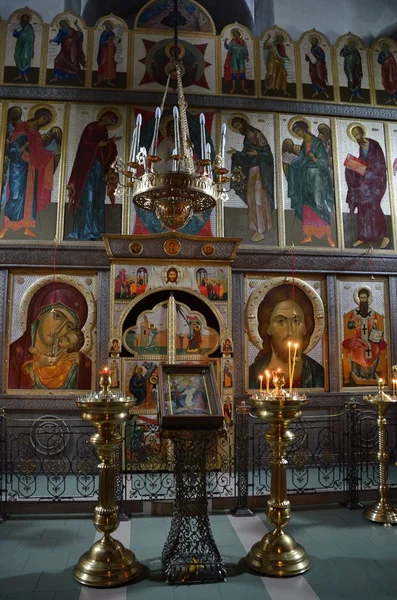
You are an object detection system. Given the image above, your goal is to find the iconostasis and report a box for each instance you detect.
[103,234,237,427]
[0,0,396,420]
[1,2,397,107]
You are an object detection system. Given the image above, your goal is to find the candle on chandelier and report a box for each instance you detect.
[290,343,298,393]
[288,341,292,393]
[259,375,263,393]
[129,127,137,164]
[135,114,142,160]
[173,106,181,156]
[265,370,270,394]
[149,106,162,157]
[199,113,206,161]
[220,123,227,166]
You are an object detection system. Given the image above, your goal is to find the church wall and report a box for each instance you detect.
[0,0,397,421]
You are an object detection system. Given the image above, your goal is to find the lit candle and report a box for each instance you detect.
[291,343,298,391]
[149,106,162,157]
[288,341,292,394]
[173,106,180,155]
[259,375,263,393]
[220,123,226,166]
[199,113,206,160]
[265,370,270,394]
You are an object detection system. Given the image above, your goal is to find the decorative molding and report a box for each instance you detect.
[0,85,396,120]
[326,275,340,393]
[1,246,397,274]
[231,272,244,396]
[232,250,397,274]
[388,276,397,367]
[0,270,8,395]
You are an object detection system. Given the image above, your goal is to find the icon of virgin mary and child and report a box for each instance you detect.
[8,282,92,390]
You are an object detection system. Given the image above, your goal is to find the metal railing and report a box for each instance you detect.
[0,402,394,519]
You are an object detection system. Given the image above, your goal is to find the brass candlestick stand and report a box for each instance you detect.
[73,370,141,587]
[246,373,311,577]
[363,378,397,524]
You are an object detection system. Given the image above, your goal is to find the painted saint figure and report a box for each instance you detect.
[129,366,147,405]
[305,36,329,99]
[13,13,35,82]
[263,33,290,96]
[8,282,92,390]
[187,324,202,352]
[284,120,336,247]
[0,107,61,240]
[229,116,274,243]
[49,19,86,84]
[340,39,363,101]
[110,360,119,387]
[223,400,232,425]
[67,111,120,240]
[342,287,387,385]
[223,360,233,387]
[224,28,249,94]
[145,324,159,351]
[377,40,397,105]
[345,125,389,249]
[249,284,324,390]
[94,20,117,87]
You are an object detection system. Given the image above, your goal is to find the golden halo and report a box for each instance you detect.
[309,35,320,45]
[347,122,367,142]
[227,112,250,134]
[159,114,174,139]
[245,276,325,354]
[378,37,391,50]
[17,11,32,22]
[57,18,70,29]
[288,116,311,138]
[96,107,122,130]
[103,19,114,29]
[27,104,56,129]
[231,28,241,38]
[345,37,357,46]
[165,41,186,60]
[353,285,373,307]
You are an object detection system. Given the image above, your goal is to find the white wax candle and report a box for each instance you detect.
[220,123,227,165]
[135,114,142,160]
[173,106,180,155]
[149,106,162,156]
[199,113,206,161]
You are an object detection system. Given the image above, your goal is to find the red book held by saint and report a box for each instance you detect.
[344,153,367,176]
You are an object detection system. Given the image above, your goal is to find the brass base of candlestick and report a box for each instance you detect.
[74,535,140,587]
[247,379,310,578]
[247,530,311,577]
[363,499,397,524]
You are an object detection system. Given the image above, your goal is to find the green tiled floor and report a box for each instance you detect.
[0,506,396,599]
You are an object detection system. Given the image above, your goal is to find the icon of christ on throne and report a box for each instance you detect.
[342,286,387,385]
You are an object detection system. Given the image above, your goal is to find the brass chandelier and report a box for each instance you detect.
[114,0,229,231]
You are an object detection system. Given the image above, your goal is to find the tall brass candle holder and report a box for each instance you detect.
[73,369,141,587]
[246,372,311,577]
[363,378,397,524]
